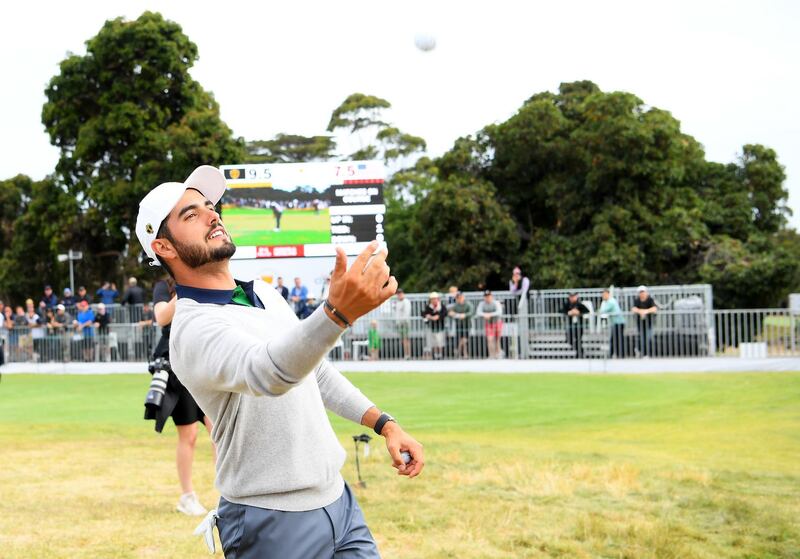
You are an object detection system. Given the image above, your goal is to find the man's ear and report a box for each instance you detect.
[151,238,177,263]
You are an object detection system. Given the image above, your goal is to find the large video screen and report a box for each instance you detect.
[219,161,386,259]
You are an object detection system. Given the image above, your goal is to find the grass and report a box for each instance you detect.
[0,372,799,558]
[221,206,331,246]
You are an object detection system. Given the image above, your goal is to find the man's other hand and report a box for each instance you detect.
[382,422,425,478]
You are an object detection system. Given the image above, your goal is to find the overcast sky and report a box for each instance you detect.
[3,0,799,226]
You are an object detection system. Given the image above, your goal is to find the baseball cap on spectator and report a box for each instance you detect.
[63,287,72,295]
[429,291,440,299]
[483,289,492,296]
[637,285,648,293]
[56,304,65,311]
[396,288,404,294]
[135,165,227,266]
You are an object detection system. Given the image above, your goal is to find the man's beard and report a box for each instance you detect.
[173,236,237,269]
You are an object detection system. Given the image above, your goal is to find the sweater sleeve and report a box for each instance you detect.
[314,359,374,424]
[171,304,345,397]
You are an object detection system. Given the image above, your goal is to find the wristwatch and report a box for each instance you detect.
[373,412,396,436]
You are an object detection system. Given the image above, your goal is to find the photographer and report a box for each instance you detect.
[145,276,216,516]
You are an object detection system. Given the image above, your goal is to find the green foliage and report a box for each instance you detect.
[327,93,426,164]
[400,177,518,290]
[244,134,335,163]
[40,11,243,283]
[0,176,81,301]
[410,80,798,307]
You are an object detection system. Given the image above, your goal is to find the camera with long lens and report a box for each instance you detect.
[144,357,172,410]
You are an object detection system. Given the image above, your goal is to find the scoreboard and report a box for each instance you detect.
[219,160,386,260]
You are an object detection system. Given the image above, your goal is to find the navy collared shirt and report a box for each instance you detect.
[175,279,265,309]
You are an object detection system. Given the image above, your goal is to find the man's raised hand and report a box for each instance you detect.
[325,241,398,326]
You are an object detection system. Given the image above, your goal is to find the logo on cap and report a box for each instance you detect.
[229,169,240,179]
[145,223,154,234]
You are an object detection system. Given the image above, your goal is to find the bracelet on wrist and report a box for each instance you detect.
[323,299,352,328]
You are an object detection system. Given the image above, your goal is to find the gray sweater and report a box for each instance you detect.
[169,281,374,511]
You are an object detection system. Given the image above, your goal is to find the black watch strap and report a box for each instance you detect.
[373,412,395,436]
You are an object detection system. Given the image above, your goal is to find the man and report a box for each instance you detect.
[448,291,473,359]
[632,285,658,357]
[476,290,503,359]
[290,277,308,318]
[61,288,76,309]
[138,302,155,360]
[421,292,447,359]
[122,277,146,322]
[135,165,423,558]
[94,303,112,361]
[25,299,45,362]
[598,288,626,358]
[270,201,284,232]
[275,276,289,301]
[40,285,58,310]
[96,281,119,305]
[50,304,72,361]
[561,291,590,358]
[393,288,412,360]
[75,286,90,305]
[72,299,95,362]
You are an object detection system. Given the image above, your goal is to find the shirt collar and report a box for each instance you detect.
[175,279,264,309]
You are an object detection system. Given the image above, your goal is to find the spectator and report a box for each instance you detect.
[37,300,48,322]
[290,277,308,317]
[446,285,459,306]
[25,300,45,361]
[40,285,58,310]
[122,277,146,323]
[632,285,658,357]
[394,288,412,360]
[508,267,531,314]
[49,304,71,361]
[422,291,447,359]
[0,300,6,365]
[275,276,289,301]
[297,296,317,320]
[477,290,504,359]
[95,281,119,305]
[72,299,95,361]
[61,287,76,308]
[94,303,112,361]
[598,288,626,358]
[138,302,155,359]
[561,291,590,358]
[10,306,25,361]
[448,291,474,358]
[75,286,90,305]
[368,319,381,361]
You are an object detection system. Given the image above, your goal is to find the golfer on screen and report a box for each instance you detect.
[135,165,424,558]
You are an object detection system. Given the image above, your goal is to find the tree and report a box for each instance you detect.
[411,81,798,307]
[244,134,335,164]
[398,176,518,290]
[327,93,426,164]
[41,11,244,282]
[0,176,81,302]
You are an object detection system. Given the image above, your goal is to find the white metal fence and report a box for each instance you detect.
[2,305,797,365]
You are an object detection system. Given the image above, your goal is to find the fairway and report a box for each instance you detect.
[1,372,798,558]
[222,206,331,246]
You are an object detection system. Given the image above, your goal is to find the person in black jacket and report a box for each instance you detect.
[122,276,146,322]
[422,291,447,359]
[146,276,216,516]
[561,292,590,358]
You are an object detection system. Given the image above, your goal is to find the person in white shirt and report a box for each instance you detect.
[393,288,412,359]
